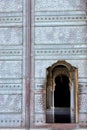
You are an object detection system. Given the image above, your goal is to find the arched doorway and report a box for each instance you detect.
[46,60,78,123]
[54,74,70,123]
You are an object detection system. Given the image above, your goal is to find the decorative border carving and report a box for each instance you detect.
[35,16,87,22]
[0,16,22,23]
[35,48,87,55]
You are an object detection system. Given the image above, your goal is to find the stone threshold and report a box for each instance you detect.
[32,123,87,129]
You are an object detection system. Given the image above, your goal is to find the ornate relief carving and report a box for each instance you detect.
[35,26,87,44]
[0,28,22,45]
[0,95,22,112]
[0,0,22,12]
[35,0,86,11]
[0,61,22,78]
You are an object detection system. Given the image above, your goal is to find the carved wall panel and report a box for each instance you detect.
[0,28,22,45]
[35,0,86,11]
[35,26,87,44]
[0,95,22,113]
[0,61,22,78]
[0,0,28,128]
[0,0,22,12]
[31,0,87,128]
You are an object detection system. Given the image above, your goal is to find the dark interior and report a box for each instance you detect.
[54,74,70,123]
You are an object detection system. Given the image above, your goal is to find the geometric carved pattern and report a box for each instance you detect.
[35,94,46,113]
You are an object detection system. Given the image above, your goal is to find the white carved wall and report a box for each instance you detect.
[0,0,29,128]
[0,0,87,129]
[30,0,87,126]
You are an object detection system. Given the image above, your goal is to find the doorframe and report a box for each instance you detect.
[46,60,78,123]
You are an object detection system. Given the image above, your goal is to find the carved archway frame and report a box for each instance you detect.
[46,60,78,123]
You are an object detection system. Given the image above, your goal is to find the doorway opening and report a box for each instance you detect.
[54,74,70,123]
[46,60,78,123]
